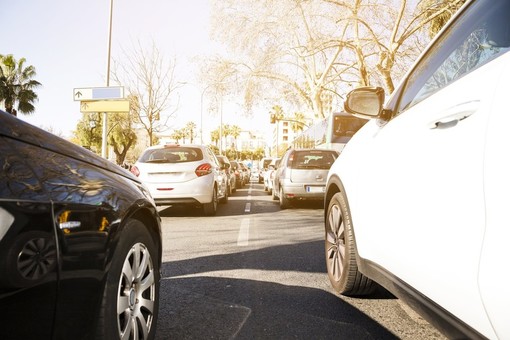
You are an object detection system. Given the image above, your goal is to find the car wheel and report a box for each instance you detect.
[272,187,278,200]
[325,192,375,296]
[279,186,290,209]
[220,185,228,204]
[203,188,218,216]
[96,219,160,340]
[0,231,57,288]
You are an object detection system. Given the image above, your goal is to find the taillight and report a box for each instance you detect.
[130,165,140,177]
[195,163,212,177]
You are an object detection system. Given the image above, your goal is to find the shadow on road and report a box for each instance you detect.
[157,240,396,339]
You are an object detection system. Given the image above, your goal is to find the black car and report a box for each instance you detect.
[0,110,162,339]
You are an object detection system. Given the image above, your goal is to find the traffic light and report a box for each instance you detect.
[270,113,276,124]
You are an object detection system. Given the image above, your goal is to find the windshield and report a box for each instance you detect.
[139,147,204,163]
[289,150,338,170]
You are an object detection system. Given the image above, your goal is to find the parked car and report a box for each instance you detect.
[264,157,280,195]
[324,0,510,338]
[258,157,273,183]
[0,110,162,340]
[131,144,227,215]
[216,154,236,195]
[229,160,244,189]
[250,166,260,182]
[238,162,250,185]
[273,148,339,209]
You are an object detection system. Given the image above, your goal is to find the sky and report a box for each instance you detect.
[1,0,270,142]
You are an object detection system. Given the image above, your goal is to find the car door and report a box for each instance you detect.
[350,0,508,335]
[0,137,58,340]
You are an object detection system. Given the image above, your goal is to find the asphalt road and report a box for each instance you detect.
[155,181,446,339]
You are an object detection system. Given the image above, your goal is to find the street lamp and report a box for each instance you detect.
[200,80,228,150]
[101,0,114,158]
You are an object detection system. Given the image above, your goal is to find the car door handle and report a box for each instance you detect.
[429,101,479,129]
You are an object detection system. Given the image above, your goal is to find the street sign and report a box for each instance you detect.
[73,86,124,101]
[80,100,130,113]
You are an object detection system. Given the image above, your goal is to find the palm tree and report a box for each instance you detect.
[290,112,307,133]
[222,124,232,150]
[0,54,41,116]
[170,129,185,144]
[210,129,220,147]
[184,121,197,143]
[230,125,242,151]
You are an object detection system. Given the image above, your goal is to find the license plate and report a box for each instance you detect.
[306,186,325,193]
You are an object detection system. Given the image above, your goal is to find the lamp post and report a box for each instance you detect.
[101,0,114,158]
[200,85,211,145]
[200,80,227,150]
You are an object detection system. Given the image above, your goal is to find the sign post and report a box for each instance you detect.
[74,86,129,159]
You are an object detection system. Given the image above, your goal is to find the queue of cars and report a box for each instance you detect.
[130,145,260,215]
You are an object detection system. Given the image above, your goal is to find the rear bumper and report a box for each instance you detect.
[154,197,201,206]
[281,183,326,200]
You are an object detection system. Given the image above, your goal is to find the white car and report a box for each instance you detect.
[324,0,509,339]
[264,157,280,195]
[131,144,228,215]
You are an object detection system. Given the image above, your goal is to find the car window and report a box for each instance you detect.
[397,0,510,114]
[140,147,203,163]
[206,148,219,166]
[289,151,338,169]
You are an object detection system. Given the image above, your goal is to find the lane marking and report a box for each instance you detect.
[237,218,250,246]
[244,203,251,212]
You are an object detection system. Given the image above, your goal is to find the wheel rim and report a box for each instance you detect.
[17,236,56,281]
[117,242,156,340]
[326,204,345,282]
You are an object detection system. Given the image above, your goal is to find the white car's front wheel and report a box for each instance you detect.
[325,192,375,296]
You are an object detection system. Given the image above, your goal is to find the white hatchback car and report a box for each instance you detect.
[131,144,228,215]
[324,0,509,339]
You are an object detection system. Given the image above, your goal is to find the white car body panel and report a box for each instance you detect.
[478,52,510,340]
[331,49,510,340]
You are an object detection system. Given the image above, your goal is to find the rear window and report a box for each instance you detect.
[139,147,203,163]
[288,150,338,170]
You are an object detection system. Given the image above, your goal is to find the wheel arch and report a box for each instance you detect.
[117,200,163,267]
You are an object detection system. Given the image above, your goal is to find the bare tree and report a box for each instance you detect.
[209,0,464,118]
[112,40,182,146]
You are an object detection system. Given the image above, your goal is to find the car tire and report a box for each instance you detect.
[325,192,375,296]
[96,218,160,340]
[203,188,218,216]
[279,186,290,209]
[272,187,278,200]
[220,185,228,204]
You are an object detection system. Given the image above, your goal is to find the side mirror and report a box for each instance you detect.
[344,86,385,119]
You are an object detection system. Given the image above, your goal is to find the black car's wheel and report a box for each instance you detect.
[325,192,375,296]
[279,186,290,209]
[203,188,218,216]
[97,219,160,340]
[0,231,57,288]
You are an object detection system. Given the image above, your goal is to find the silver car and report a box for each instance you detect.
[131,144,228,215]
[273,148,339,209]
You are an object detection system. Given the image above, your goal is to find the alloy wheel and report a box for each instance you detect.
[117,242,156,340]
